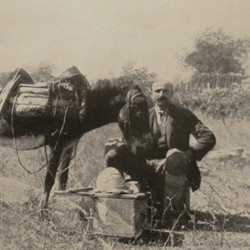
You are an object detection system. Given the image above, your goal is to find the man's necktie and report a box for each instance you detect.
[158,111,167,135]
[159,111,166,124]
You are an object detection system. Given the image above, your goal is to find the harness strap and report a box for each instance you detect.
[11,96,72,174]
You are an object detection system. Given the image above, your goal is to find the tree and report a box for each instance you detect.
[184,29,250,74]
[120,62,158,98]
[31,63,56,82]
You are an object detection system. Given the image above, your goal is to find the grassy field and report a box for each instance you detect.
[0,116,250,249]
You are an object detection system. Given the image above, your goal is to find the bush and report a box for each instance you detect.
[175,84,250,120]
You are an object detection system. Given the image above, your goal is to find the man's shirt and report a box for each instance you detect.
[154,105,168,135]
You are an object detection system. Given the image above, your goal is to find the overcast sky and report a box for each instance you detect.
[1,0,250,82]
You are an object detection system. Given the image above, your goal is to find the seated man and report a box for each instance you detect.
[103,81,216,227]
[147,81,216,225]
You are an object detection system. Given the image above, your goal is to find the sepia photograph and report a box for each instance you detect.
[0,0,249,249]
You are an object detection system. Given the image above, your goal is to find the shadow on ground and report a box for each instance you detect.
[115,210,250,247]
[193,210,250,233]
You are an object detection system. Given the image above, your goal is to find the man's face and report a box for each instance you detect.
[151,82,174,109]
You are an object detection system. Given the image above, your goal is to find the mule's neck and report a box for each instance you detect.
[83,82,126,132]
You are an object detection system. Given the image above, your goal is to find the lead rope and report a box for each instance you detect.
[11,95,71,174]
[124,90,132,140]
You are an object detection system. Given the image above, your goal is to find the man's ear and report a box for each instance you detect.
[170,85,174,98]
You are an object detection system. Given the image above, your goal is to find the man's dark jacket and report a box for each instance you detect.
[148,103,216,191]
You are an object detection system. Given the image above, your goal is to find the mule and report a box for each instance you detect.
[0,67,150,213]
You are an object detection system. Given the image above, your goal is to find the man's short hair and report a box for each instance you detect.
[151,81,173,92]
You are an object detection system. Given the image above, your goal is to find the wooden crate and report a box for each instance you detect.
[54,190,150,238]
[92,193,150,237]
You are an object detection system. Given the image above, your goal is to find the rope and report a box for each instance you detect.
[44,145,49,163]
[11,95,72,174]
[59,145,77,175]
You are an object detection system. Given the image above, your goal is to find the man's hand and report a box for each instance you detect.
[155,159,166,174]
[167,148,194,164]
[146,159,165,175]
[146,148,195,176]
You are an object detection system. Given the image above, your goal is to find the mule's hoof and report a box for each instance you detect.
[39,207,49,220]
[39,198,49,220]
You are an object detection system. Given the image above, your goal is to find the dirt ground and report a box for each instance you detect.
[0,146,250,249]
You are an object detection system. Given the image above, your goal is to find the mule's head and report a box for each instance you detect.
[87,78,136,127]
[105,78,136,113]
[118,85,152,157]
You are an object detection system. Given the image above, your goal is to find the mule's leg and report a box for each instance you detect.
[58,146,75,190]
[39,144,63,214]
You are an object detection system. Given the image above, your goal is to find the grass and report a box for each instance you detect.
[1,119,250,249]
[198,113,250,150]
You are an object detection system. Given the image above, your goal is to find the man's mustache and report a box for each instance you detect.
[157,97,167,101]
